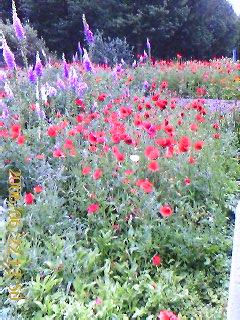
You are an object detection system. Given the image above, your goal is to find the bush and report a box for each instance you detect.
[0,19,49,66]
[91,31,134,66]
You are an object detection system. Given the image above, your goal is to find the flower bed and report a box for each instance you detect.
[0,56,239,319]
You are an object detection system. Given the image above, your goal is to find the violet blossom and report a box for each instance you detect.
[28,66,37,83]
[2,39,16,70]
[0,71,7,83]
[12,1,25,41]
[82,14,94,44]
[78,42,83,57]
[56,77,66,90]
[34,52,44,77]
[146,38,151,51]
[83,49,93,72]
[69,68,79,88]
[62,55,69,79]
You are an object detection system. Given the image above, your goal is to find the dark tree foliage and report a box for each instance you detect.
[0,0,238,59]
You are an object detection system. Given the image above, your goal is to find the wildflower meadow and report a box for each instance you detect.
[0,2,240,320]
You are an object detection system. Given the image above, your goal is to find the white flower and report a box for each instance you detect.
[130,155,140,162]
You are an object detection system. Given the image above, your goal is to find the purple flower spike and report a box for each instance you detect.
[82,14,94,44]
[34,52,43,77]
[12,1,25,41]
[83,49,93,72]
[64,62,69,78]
[146,38,151,50]
[28,66,37,83]
[56,77,66,90]
[143,80,150,90]
[78,42,83,57]
[2,39,16,70]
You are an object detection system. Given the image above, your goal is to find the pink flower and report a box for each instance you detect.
[93,168,103,180]
[82,166,91,175]
[160,205,173,217]
[34,185,43,193]
[87,203,99,214]
[152,254,161,266]
[148,161,159,172]
[24,193,34,205]
[95,297,102,305]
[158,310,179,320]
[53,148,65,158]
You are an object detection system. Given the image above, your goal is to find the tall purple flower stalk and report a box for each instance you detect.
[78,42,83,57]
[146,38,151,60]
[83,49,93,72]
[82,14,94,44]
[2,39,16,70]
[28,66,37,83]
[34,52,43,77]
[146,38,151,51]
[62,55,69,78]
[12,1,25,41]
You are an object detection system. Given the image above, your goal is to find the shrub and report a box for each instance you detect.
[91,31,134,66]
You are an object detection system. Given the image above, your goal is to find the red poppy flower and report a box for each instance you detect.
[177,119,183,126]
[82,166,91,175]
[160,81,168,89]
[17,135,25,145]
[64,139,74,149]
[53,149,65,158]
[213,123,220,130]
[93,168,103,180]
[136,179,153,193]
[97,93,107,102]
[213,133,221,139]
[178,136,191,153]
[152,254,161,266]
[47,125,59,137]
[155,99,168,110]
[125,169,134,175]
[11,124,21,139]
[190,123,198,131]
[145,146,160,160]
[0,129,8,138]
[112,147,125,162]
[160,205,173,217]
[68,128,78,136]
[148,161,159,172]
[155,138,168,148]
[184,177,191,185]
[75,98,84,107]
[24,193,34,205]
[87,203,99,214]
[194,141,204,151]
[188,156,196,164]
[196,87,207,96]
[76,114,84,123]
[34,185,43,193]
[164,124,174,136]
[120,106,132,118]
[195,113,205,123]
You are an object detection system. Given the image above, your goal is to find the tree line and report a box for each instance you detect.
[0,0,239,60]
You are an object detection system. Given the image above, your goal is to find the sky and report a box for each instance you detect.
[228,0,240,15]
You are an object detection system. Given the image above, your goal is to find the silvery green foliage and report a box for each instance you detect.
[91,31,134,67]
